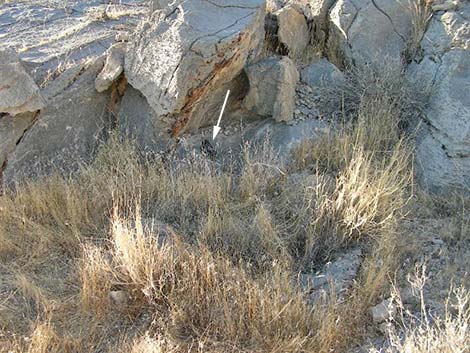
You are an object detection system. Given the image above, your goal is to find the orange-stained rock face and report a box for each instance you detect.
[125,0,266,137]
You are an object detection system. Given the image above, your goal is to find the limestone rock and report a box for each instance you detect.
[3,59,111,187]
[327,0,412,67]
[410,3,470,192]
[150,0,174,12]
[0,50,45,115]
[309,0,337,48]
[243,118,329,162]
[125,0,266,136]
[300,58,344,88]
[275,5,309,56]
[243,57,299,122]
[432,1,459,12]
[95,43,126,93]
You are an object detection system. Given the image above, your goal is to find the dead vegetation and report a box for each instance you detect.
[0,61,466,353]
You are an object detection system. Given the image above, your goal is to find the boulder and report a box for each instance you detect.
[243,57,299,122]
[300,58,344,88]
[3,59,111,187]
[411,3,470,192]
[0,50,45,115]
[95,43,126,93]
[125,0,266,136]
[241,118,329,162]
[327,0,412,67]
[275,5,309,57]
[306,0,337,48]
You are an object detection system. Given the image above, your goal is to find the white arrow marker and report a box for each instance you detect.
[213,89,230,140]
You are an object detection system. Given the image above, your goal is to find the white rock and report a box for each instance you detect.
[109,290,129,307]
[0,50,45,115]
[327,0,412,67]
[95,43,126,93]
[411,2,470,192]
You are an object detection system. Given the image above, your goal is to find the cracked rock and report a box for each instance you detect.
[0,50,45,115]
[371,298,396,324]
[300,58,344,88]
[411,2,470,192]
[327,0,412,67]
[243,57,299,122]
[0,113,36,169]
[125,0,266,136]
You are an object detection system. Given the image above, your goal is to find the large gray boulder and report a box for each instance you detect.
[0,0,146,89]
[0,50,45,115]
[243,57,299,122]
[327,0,412,67]
[125,0,266,136]
[95,43,126,93]
[411,3,470,192]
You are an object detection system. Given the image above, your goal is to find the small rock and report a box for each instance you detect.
[300,58,344,89]
[109,290,129,307]
[371,299,396,324]
[95,43,126,93]
[432,1,458,12]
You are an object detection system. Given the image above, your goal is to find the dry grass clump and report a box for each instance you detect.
[79,208,345,352]
[317,60,429,131]
[405,0,434,63]
[371,269,469,353]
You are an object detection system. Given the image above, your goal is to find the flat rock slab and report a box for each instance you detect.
[0,113,36,169]
[327,0,412,67]
[125,0,266,136]
[275,4,309,57]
